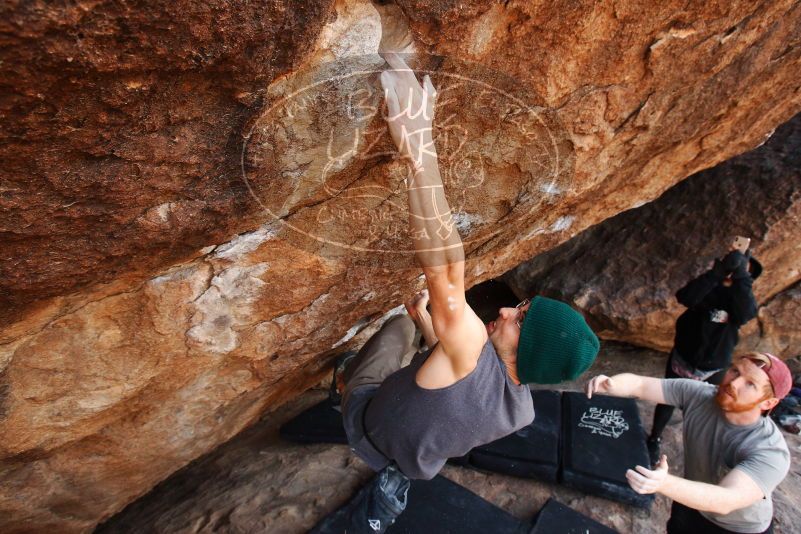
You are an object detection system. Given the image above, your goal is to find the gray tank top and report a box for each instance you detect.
[363,339,534,479]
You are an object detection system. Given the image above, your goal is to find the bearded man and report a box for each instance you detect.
[586,352,791,534]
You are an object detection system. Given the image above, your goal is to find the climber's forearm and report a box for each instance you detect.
[407,154,464,270]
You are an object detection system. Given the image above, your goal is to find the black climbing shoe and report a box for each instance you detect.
[329,351,357,405]
[346,464,409,534]
[646,436,662,468]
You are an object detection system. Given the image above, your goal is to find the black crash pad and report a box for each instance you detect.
[561,392,653,508]
[279,398,348,445]
[530,498,618,534]
[311,474,529,534]
[468,389,561,482]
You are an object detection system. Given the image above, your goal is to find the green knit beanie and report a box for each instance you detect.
[517,296,600,384]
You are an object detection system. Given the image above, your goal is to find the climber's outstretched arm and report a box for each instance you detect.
[380,53,486,379]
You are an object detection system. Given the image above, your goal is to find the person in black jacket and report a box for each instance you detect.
[647,248,762,462]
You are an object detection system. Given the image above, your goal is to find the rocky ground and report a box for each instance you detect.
[97,342,801,534]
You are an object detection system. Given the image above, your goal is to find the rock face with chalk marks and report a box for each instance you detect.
[505,114,801,358]
[1,0,801,531]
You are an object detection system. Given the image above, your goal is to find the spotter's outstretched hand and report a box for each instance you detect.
[626,455,669,494]
[585,374,613,399]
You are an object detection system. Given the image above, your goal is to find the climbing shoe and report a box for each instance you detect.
[329,350,357,406]
[346,464,409,533]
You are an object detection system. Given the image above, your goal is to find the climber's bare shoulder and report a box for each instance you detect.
[414,263,487,389]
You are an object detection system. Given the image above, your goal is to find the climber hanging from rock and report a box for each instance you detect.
[329,52,600,533]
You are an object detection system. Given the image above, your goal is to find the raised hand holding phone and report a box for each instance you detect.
[731,236,750,254]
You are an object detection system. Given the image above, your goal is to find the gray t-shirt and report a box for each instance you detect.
[663,379,790,533]
[362,339,534,479]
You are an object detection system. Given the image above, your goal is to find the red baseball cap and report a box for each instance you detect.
[746,352,793,399]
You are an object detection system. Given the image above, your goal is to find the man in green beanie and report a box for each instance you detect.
[331,53,600,534]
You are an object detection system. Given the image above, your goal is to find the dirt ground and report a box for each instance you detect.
[97,342,801,534]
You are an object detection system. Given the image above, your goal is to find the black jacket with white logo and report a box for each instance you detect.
[673,258,760,370]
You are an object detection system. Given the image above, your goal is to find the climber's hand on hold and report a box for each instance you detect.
[379,52,437,174]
